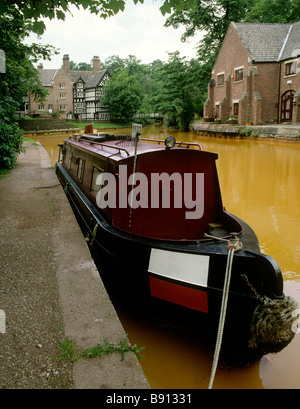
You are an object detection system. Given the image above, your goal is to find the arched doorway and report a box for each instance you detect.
[281,90,294,122]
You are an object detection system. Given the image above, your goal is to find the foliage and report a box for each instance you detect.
[0,122,25,169]
[102,51,208,128]
[102,55,164,121]
[102,55,126,76]
[70,60,92,70]
[165,0,256,66]
[0,0,200,170]
[101,68,142,121]
[0,0,199,35]
[154,52,203,131]
[240,126,259,138]
[0,6,56,169]
[57,335,145,362]
[244,0,300,23]
[68,121,132,129]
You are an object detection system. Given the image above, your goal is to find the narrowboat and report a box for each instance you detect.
[56,127,297,365]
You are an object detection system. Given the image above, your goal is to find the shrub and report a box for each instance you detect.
[0,121,25,169]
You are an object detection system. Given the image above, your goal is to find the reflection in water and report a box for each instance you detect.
[34,126,300,389]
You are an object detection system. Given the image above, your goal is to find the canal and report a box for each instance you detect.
[33,125,300,389]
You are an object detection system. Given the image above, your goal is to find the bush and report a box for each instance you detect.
[0,121,25,169]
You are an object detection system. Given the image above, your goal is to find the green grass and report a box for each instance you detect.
[23,137,40,145]
[57,335,145,362]
[68,122,132,130]
[0,169,11,178]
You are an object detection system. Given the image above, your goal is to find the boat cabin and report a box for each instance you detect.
[59,134,241,241]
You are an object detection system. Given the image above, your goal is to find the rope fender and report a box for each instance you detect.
[248,294,298,354]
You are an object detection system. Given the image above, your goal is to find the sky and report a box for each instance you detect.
[25,0,203,69]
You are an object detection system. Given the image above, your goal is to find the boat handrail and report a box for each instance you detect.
[76,138,131,157]
[140,138,202,150]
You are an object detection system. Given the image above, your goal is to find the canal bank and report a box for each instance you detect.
[192,121,300,139]
[0,141,149,389]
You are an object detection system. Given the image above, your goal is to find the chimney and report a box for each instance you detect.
[63,54,70,73]
[92,56,101,73]
[37,63,43,69]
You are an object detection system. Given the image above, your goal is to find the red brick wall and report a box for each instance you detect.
[29,69,73,118]
[253,63,280,123]
[210,23,250,121]
[205,22,289,125]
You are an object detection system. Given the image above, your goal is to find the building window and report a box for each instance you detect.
[217,74,224,86]
[77,158,85,183]
[60,104,66,111]
[233,102,239,116]
[48,104,53,110]
[234,68,243,82]
[60,93,66,99]
[59,83,66,89]
[38,104,45,111]
[285,61,297,76]
[215,104,220,118]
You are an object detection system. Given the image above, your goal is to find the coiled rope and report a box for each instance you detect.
[241,273,298,354]
[208,234,243,389]
[248,294,298,354]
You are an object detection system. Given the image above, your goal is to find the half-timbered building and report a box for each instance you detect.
[30,54,110,120]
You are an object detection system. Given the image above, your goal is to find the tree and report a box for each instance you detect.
[155,51,198,131]
[163,0,257,115]
[0,0,201,168]
[102,55,164,121]
[0,6,56,169]
[244,0,300,23]
[0,0,199,35]
[70,61,92,70]
[102,55,126,76]
[164,0,256,65]
[101,69,142,121]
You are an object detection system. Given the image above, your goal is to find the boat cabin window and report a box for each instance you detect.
[77,158,85,183]
[68,152,78,170]
[90,165,105,196]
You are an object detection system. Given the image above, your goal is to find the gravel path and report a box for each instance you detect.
[0,142,149,390]
[0,143,73,388]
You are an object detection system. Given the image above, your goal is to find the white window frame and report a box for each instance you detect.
[234,65,244,82]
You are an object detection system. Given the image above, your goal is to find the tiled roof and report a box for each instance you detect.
[233,21,300,62]
[38,68,109,88]
[71,70,91,84]
[38,68,58,86]
[71,70,107,88]
[279,21,300,60]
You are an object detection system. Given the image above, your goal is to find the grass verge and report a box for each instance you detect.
[57,335,145,363]
[68,122,132,130]
[0,169,11,178]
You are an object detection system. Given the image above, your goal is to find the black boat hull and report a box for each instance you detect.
[56,161,284,362]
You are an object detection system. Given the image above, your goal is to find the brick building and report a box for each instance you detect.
[204,22,300,125]
[29,54,110,120]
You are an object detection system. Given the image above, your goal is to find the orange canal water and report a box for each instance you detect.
[34,125,300,389]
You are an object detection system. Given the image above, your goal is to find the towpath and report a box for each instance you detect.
[0,142,149,389]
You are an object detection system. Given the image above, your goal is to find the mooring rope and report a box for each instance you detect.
[208,234,243,389]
